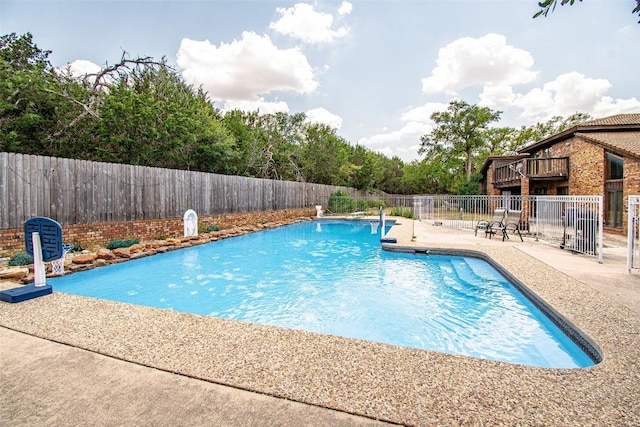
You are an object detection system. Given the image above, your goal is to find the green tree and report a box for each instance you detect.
[222,111,308,180]
[93,59,236,172]
[187,90,238,174]
[402,157,454,194]
[481,127,516,156]
[1,32,416,193]
[534,0,640,23]
[220,109,260,176]
[300,123,350,185]
[377,155,406,194]
[0,33,60,153]
[471,126,519,178]
[508,113,591,153]
[260,112,307,181]
[458,172,483,196]
[348,144,384,191]
[46,67,99,158]
[420,100,501,182]
[45,53,173,161]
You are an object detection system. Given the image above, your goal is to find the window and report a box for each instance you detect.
[605,153,623,228]
[606,153,623,180]
[606,182,623,228]
[557,186,569,195]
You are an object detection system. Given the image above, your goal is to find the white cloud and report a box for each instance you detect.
[417,34,639,132]
[374,147,394,158]
[359,119,433,162]
[591,97,640,117]
[56,60,105,86]
[360,121,431,147]
[269,3,350,44]
[57,59,102,82]
[338,1,353,16]
[305,107,343,130]
[421,33,538,94]
[514,72,640,121]
[400,102,449,123]
[176,33,318,102]
[478,84,517,109]
[65,59,102,77]
[356,102,447,161]
[220,98,290,115]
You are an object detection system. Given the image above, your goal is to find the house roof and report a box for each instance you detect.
[578,114,640,127]
[518,113,640,158]
[576,131,640,159]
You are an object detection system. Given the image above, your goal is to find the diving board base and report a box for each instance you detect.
[0,284,53,303]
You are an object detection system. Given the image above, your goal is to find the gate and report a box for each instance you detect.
[412,195,603,261]
[533,196,603,262]
[628,196,640,274]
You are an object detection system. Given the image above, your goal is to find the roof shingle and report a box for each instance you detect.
[517,113,640,154]
[576,131,640,159]
[579,113,640,127]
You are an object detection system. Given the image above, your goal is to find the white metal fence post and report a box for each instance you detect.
[628,196,640,274]
[597,195,604,263]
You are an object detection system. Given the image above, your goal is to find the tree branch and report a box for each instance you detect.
[85,51,168,91]
[534,0,640,23]
[43,88,100,118]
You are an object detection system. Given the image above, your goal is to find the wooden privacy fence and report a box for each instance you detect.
[0,152,366,229]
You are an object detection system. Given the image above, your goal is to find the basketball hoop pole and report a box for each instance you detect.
[32,232,47,287]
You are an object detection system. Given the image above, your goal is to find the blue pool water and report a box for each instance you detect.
[49,220,594,368]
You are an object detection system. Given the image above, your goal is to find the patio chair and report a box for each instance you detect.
[478,208,506,238]
[493,209,524,242]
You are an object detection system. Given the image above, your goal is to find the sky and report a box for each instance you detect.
[2,0,639,162]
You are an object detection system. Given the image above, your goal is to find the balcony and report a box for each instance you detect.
[493,157,569,187]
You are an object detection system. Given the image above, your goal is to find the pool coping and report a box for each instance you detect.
[383,244,602,366]
[1,218,639,425]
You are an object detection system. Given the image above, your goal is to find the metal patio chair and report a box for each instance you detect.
[478,208,506,238]
[493,209,524,242]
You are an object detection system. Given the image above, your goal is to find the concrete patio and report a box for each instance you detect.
[1,218,638,426]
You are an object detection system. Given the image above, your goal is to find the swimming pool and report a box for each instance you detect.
[49,220,595,368]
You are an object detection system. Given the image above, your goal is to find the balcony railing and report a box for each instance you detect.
[493,157,569,186]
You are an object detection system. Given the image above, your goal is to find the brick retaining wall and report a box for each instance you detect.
[0,209,315,259]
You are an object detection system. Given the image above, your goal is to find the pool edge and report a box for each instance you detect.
[382,243,603,366]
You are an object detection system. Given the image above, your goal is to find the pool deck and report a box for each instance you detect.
[1,218,639,426]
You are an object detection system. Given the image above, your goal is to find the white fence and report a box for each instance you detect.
[323,194,604,261]
[412,195,603,262]
[628,195,640,273]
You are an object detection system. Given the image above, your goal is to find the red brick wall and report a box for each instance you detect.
[484,134,640,235]
[0,208,315,259]
[523,135,640,234]
[484,163,501,196]
[551,137,605,195]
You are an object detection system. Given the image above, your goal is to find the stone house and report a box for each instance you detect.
[479,113,640,234]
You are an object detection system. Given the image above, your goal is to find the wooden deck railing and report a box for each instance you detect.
[493,157,569,186]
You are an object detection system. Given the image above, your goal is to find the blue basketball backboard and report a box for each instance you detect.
[24,217,63,262]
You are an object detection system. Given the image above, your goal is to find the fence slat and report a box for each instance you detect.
[0,152,367,229]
